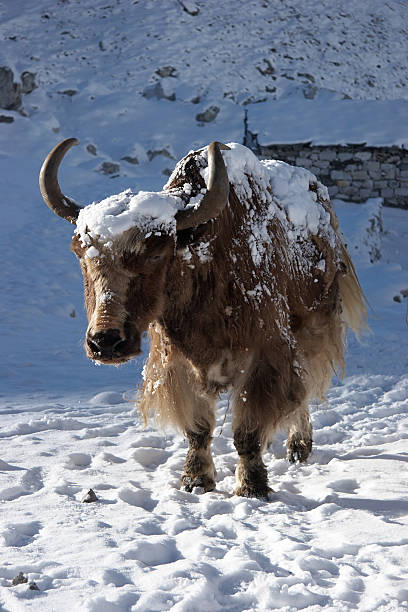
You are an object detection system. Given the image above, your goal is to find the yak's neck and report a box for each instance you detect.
[158,249,230,352]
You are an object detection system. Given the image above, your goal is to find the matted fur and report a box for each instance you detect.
[138,147,367,451]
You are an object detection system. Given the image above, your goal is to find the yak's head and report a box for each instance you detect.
[39,138,230,365]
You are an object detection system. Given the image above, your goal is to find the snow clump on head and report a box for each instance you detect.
[75,188,183,248]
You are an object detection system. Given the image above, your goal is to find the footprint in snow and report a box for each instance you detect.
[1,521,42,547]
[124,537,181,566]
[134,519,164,536]
[81,424,128,439]
[0,459,24,471]
[20,466,44,492]
[0,466,44,501]
[118,485,157,511]
[131,447,170,467]
[312,410,341,428]
[327,478,359,494]
[130,434,167,449]
[0,485,30,502]
[64,453,92,469]
[54,479,82,498]
[203,499,233,519]
[92,452,126,467]
[101,568,132,587]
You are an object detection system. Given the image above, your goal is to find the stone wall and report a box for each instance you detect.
[259,142,408,209]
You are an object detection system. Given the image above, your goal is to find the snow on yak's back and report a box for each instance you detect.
[39,139,366,499]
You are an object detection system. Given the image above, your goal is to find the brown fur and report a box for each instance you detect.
[72,145,367,498]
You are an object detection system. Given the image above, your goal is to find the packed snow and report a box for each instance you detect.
[1,1,408,610]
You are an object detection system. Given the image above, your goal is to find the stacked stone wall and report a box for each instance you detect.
[260,143,408,209]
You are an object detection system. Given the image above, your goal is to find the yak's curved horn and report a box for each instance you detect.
[39,138,81,224]
[175,141,230,231]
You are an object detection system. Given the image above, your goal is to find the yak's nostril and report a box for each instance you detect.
[87,338,102,354]
[87,329,125,358]
[112,338,127,353]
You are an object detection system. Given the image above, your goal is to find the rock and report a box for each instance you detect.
[121,155,139,165]
[147,149,175,162]
[82,488,98,503]
[0,115,14,123]
[58,89,77,97]
[0,66,21,110]
[195,105,220,123]
[29,582,40,591]
[178,0,199,16]
[99,161,120,175]
[298,72,315,83]
[155,65,177,78]
[12,572,28,586]
[87,144,97,156]
[20,71,37,94]
[303,84,318,99]
[256,59,275,76]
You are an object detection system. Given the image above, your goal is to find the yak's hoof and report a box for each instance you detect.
[182,475,215,493]
[234,484,273,500]
[287,437,312,463]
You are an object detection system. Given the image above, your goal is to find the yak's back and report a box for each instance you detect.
[165,143,348,315]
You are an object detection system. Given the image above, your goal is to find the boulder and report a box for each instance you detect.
[0,66,21,110]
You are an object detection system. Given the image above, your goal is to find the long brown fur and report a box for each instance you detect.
[74,144,367,498]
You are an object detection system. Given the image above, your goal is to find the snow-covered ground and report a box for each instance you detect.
[1,1,408,610]
[1,197,408,611]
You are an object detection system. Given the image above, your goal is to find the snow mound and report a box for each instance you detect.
[88,391,125,406]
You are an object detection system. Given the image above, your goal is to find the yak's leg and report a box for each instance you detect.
[286,404,313,463]
[232,359,276,499]
[182,395,217,493]
[233,427,271,500]
[232,353,306,499]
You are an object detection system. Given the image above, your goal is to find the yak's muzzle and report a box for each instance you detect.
[86,328,141,363]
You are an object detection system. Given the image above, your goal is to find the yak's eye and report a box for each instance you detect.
[147,254,163,263]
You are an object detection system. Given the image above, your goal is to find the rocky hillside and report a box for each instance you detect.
[1,0,408,167]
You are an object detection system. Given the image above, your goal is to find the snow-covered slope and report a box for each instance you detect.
[1,1,408,610]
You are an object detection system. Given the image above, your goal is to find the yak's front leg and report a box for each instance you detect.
[182,426,216,493]
[233,427,271,500]
[182,396,216,493]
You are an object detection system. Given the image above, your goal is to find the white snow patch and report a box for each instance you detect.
[85,246,99,258]
[75,189,183,247]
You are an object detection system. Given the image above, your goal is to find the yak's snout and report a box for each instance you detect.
[86,328,141,363]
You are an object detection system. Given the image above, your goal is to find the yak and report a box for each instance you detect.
[39,138,366,499]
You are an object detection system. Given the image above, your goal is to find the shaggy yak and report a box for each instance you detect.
[39,138,366,499]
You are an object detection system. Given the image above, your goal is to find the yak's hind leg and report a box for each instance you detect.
[182,394,217,493]
[232,353,307,499]
[286,404,313,463]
